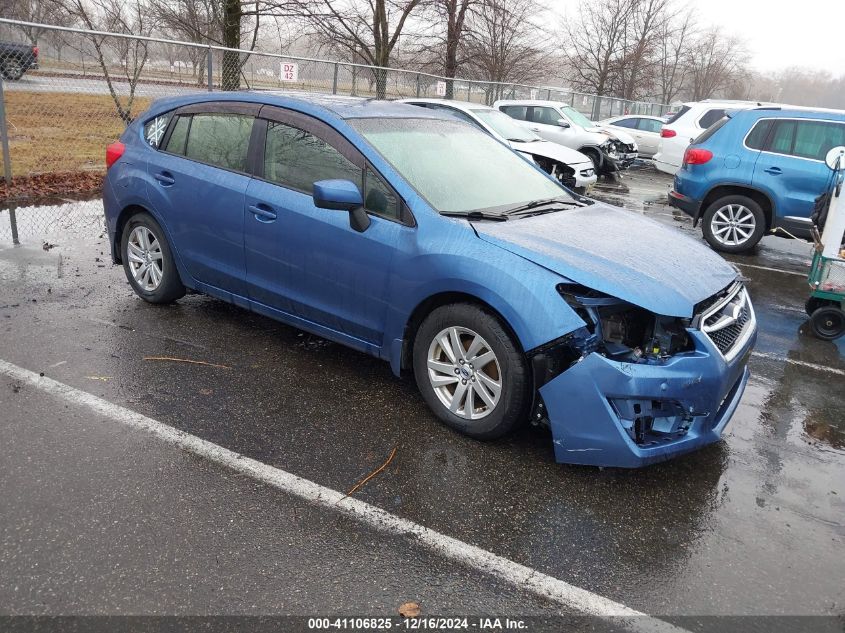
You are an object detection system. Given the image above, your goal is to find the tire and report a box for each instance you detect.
[2,58,25,81]
[809,306,845,341]
[701,195,766,253]
[413,303,530,441]
[805,296,834,317]
[583,148,604,175]
[121,212,185,304]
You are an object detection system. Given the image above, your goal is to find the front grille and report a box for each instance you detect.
[698,284,754,360]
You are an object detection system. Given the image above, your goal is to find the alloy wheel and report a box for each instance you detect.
[427,326,502,420]
[126,225,164,291]
[710,204,756,247]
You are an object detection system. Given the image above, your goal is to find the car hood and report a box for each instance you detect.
[473,202,738,317]
[511,139,592,166]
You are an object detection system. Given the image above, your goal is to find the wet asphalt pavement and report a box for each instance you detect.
[0,165,843,625]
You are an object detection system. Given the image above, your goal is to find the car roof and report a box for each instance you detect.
[494,100,570,107]
[145,90,450,121]
[739,107,845,121]
[400,98,494,112]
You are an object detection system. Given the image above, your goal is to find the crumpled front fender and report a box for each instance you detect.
[539,330,754,468]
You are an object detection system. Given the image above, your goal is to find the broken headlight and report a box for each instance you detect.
[557,284,693,362]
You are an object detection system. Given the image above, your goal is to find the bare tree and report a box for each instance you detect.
[562,0,633,98]
[655,7,694,103]
[51,0,153,123]
[4,0,73,46]
[685,27,746,100]
[416,0,477,97]
[613,0,668,100]
[264,0,424,98]
[462,0,547,103]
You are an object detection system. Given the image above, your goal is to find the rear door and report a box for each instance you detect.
[147,102,259,298]
[243,106,413,346]
[753,119,844,227]
[634,117,663,155]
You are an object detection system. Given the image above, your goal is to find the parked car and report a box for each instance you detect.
[598,114,666,157]
[493,99,638,175]
[399,98,596,193]
[0,41,38,80]
[669,107,845,253]
[104,92,756,468]
[654,100,769,175]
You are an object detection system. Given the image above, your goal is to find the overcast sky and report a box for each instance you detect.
[553,0,845,76]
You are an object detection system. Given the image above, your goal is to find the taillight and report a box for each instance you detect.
[32,46,38,58]
[106,141,125,169]
[660,128,677,138]
[683,148,713,165]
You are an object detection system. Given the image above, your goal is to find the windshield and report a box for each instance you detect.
[471,109,539,142]
[560,106,594,128]
[351,118,569,214]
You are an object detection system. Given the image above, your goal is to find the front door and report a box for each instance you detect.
[243,109,412,345]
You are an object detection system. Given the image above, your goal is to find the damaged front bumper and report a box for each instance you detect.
[537,311,756,468]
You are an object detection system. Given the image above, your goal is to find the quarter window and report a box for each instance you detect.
[144,114,171,148]
[263,121,361,194]
[698,109,726,129]
[184,113,253,172]
[745,119,773,150]
[363,166,400,220]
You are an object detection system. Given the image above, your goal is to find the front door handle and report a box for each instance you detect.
[248,204,277,222]
[154,171,175,186]
[764,166,782,175]
[530,127,541,132]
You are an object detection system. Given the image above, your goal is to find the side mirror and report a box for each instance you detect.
[824,146,845,171]
[556,118,571,129]
[313,179,370,232]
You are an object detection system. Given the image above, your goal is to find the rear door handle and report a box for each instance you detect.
[154,171,175,186]
[248,204,277,223]
[764,167,782,175]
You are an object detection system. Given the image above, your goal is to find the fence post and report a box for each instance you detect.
[0,74,17,245]
[416,73,420,98]
[206,46,213,91]
[332,62,338,95]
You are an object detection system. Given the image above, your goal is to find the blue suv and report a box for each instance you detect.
[669,108,845,253]
[103,92,756,468]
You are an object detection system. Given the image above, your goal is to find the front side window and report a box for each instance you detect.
[263,121,361,194]
[184,113,253,172]
[792,121,845,161]
[613,118,639,129]
[351,118,567,214]
[559,106,594,128]
[472,109,538,142]
[531,107,563,126]
[500,105,528,121]
[698,109,726,129]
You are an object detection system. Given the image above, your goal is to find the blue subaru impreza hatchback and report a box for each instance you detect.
[103,92,757,468]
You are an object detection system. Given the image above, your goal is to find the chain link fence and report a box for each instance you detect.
[0,18,670,245]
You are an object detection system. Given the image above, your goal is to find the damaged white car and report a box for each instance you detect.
[400,98,597,194]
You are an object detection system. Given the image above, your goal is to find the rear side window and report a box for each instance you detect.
[698,109,726,129]
[184,114,253,172]
[745,119,773,150]
[264,121,361,194]
[664,106,690,125]
[500,105,528,120]
[637,118,664,133]
[692,116,730,144]
[164,115,190,155]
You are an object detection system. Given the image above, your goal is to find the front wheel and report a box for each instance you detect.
[121,212,186,304]
[2,58,24,80]
[701,195,766,253]
[413,303,529,440]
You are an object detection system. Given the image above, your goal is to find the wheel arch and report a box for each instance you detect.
[398,291,525,376]
[702,185,775,230]
[112,203,154,263]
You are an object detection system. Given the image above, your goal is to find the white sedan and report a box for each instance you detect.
[598,115,666,157]
[399,98,597,193]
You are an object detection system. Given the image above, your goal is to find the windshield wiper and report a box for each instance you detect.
[440,210,509,222]
[504,197,582,217]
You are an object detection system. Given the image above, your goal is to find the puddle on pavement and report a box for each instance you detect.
[0,196,105,245]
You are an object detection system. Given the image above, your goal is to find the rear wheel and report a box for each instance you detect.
[702,195,766,253]
[121,212,185,304]
[413,303,529,440]
[809,306,845,341]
